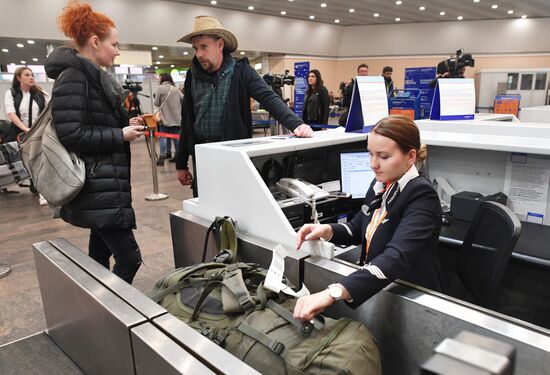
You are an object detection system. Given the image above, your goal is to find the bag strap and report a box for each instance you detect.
[190,280,224,321]
[150,262,226,302]
[157,85,174,112]
[222,266,256,313]
[266,300,323,335]
[236,321,285,355]
[202,216,238,263]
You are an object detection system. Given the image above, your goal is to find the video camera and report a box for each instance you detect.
[263,70,295,99]
[437,49,475,78]
[122,80,143,93]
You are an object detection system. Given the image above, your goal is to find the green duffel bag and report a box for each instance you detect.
[151,261,381,375]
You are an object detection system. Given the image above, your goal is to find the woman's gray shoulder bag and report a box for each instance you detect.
[19,70,86,207]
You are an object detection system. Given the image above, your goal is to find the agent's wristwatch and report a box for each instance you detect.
[327,283,343,301]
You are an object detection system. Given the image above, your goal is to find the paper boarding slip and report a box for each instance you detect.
[265,244,310,297]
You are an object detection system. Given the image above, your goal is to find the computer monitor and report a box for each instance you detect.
[340,151,375,199]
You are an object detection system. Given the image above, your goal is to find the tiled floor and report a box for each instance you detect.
[0,137,193,345]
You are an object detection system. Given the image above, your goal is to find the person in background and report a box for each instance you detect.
[382,66,394,96]
[154,73,183,165]
[343,63,369,108]
[302,69,329,129]
[328,90,335,106]
[4,66,50,205]
[45,0,146,284]
[175,16,313,197]
[293,116,442,320]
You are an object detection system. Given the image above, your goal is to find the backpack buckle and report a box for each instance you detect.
[301,321,314,335]
[269,341,285,355]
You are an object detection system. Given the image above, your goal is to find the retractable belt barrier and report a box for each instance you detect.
[145,131,181,140]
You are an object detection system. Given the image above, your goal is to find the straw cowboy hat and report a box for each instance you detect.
[178,15,238,53]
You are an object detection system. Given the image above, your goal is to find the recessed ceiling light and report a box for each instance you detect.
[334,19,340,23]
[521,14,527,19]
[349,8,355,13]
[240,51,246,55]
[159,55,164,58]
[16,43,24,48]
[309,15,315,19]
[507,10,514,14]
[288,0,293,2]
[32,57,38,61]
[27,40,35,44]
[248,6,254,10]
[457,16,463,20]
[492,4,498,9]
[395,0,402,4]
[183,51,189,55]
[373,13,380,17]
[1,49,8,53]
[440,11,446,16]
[395,17,401,21]
[281,10,286,15]
[155,61,160,64]
[320,3,327,7]
[20,60,26,64]
[419,6,426,11]
[473,0,480,2]
[170,64,175,68]
[152,46,158,50]
[210,0,217,4]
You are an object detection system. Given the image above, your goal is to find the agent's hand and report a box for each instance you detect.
[177,169,193,186]
[129,116,144,126]
[293,290,334,321]
[296,223,333,249]
[294,124,313,138]
[122,125,146,142]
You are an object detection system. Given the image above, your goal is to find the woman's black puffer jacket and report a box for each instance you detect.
[45,47,136,229]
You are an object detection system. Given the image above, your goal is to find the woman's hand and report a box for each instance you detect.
[293,290,334,321]
[296,224,333,249]
[122,125,146,142]
[129,116,144,126]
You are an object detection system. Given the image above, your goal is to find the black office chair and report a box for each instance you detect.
[457,201,522,309]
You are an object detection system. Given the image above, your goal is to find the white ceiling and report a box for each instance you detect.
[0,37,270,68]
[172,0,550,25]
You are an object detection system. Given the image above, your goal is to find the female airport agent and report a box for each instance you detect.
[293,116,442,320]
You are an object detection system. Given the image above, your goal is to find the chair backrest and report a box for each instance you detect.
[458,201,522,308]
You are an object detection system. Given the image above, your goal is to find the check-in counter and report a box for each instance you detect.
[519,105,550,123]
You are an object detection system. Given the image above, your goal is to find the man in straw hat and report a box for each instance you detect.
[175,15,313,196]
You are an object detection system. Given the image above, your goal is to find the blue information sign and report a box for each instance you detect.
[404,67,436,119]
[293,62,310,118]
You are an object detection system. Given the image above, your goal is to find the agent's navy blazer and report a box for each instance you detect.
[329,173,443,308]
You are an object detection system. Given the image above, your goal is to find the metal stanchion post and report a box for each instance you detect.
[145,128,169,201]
[0,264,11,279]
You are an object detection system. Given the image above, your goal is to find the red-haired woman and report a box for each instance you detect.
[293,116,442,320]
[44,1,146,284]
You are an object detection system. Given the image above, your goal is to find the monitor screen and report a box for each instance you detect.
[340,151,375,199]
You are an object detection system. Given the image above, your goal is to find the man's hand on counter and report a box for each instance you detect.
[293,124,314,138]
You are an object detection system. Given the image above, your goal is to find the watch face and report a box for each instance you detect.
[329,286,342,300]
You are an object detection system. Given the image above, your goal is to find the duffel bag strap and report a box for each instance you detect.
[236,321,285,355]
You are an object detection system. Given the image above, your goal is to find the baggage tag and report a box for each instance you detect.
[265,244,310,297]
